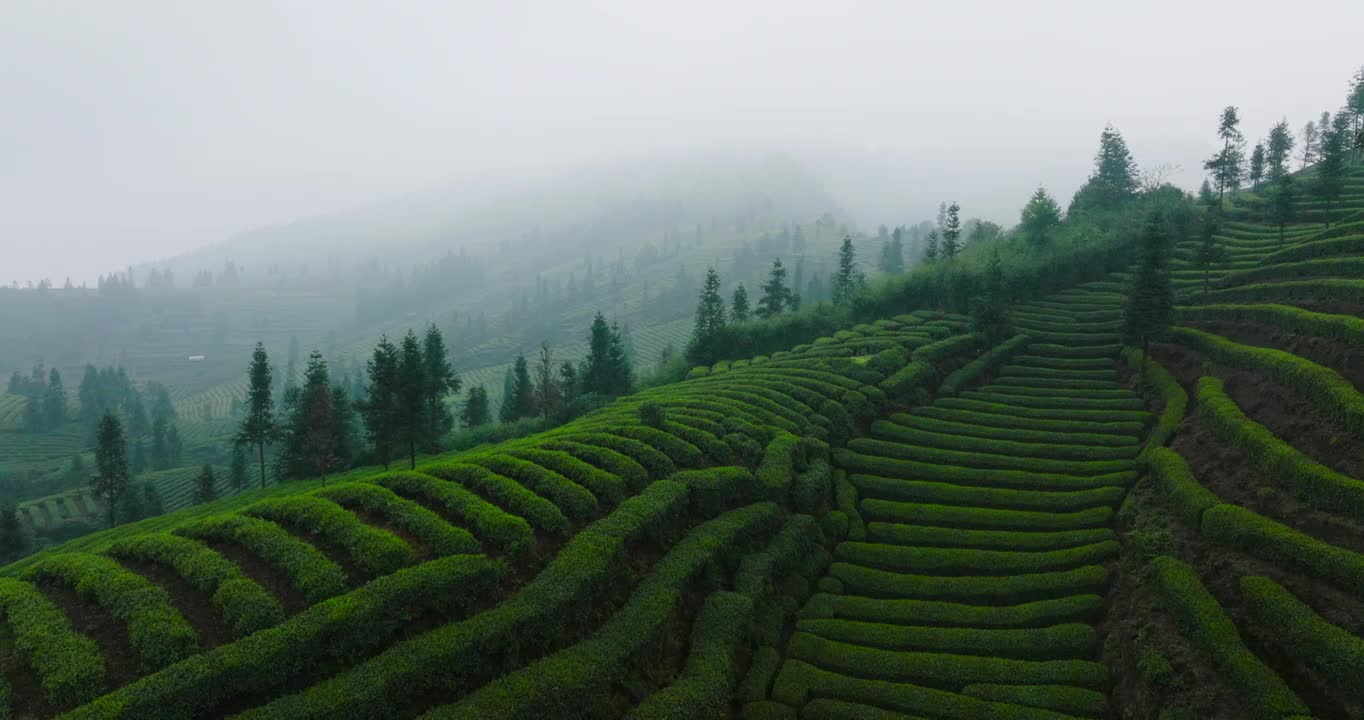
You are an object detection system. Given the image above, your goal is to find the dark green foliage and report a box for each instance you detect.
[969,250,1010,344]
[229,443,248,490]
[1240,575,1364,699]
[626,591,755,719]
[369,470,532,555]
[27,553,199,673]
[1150,555,1308,719]
[1144,447,1217,528]
[583,312,634,397]
[829,561,1108,604]
[460,384,490,428]
[1122,211,1174,376]
[422,461,570,534]
[797,618,1095,660]
[0,578,105,706]
[66,555,504,720]
[1202,503,1364,594]
[237,342,278,489]
[1071,124,1139,213]
[315,482,481,557]
[1019,187,1061,246]
[108,533,285,637]
[756,259,794,320]
[193,464,217,505]
[941,202,962,258]
[638,401,666,429]
[687,267,728,366]
[92,411,129,528]
[177,515,348,603]
[731,283,751,322]
[1203,106,1245,209]
[961,684,1108,717]
[421,323,461,450]
[832,237,864,305]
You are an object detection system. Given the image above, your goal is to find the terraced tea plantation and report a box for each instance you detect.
[0,169,1361,720]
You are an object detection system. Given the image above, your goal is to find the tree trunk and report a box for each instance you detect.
[258,442,266,490]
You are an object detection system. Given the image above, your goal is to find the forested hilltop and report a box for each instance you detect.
[0,67,1361,720]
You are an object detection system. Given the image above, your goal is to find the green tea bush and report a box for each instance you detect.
[797,619,1094,659]
[176,515,347,603]
[961,683,1109,717]
[736,646,782,703]
[1217,257,1364,287]
[1201,279,1364,306]
[507,448,626,505]
[1122,349,1187,452]
[1142,448,1217,528]
[1196,376,1364,517]
[938,334,1031,397]
[1201,504,1364,592]
[1256,233,1364,265]
[245,496,414,578]
[1239,575,1364,697]
[368,470,533,556]
[26,553,198,673]
[957,391,1146,412]
[936,397,1147,424]
[785,631,1108,689]
[834,470,865,541]
[866,523,1114,552]
[1149,555,1308,719]
[878,360,939,401]
[463,454,599,522]
[1177,303,1364,349]
[421,462,570,534]
[109,533,285,636]
[870,420,1136,461]
[834,540,1118,576]
[626,591,755,719]
[539,440,648,490]
[757,433,800,499]
[828,561,1108,604]
[0,578,104,705]
[65,554,504,720]
[735,514,822,599]
[890,411,1136,447]
[835,448,1135,492]
[549,433,676,479]
[792,459,833,514]
[851,473,1124,513]
[849,437,1134,476]
[799,592,1105,628]
[672,466,756,518]
[313,483,480,557]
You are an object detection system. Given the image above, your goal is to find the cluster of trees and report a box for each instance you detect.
[1201,67,1364,232]
[496,311,635,425]
[7,365,66,433]
[688,237,865,365]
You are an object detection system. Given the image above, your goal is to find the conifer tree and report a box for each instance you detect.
[832,237,863,305]
[395,331,427,469]
[686,267,727,365]
[1267,173,1298,245]
[1349,65,1364,162]
[1248,142,1265,188]
[1195,211,1225,299]
[730,284,750,323]
[942,203,963,257]
[359,336,400,469]
[877,229,905,273]
[92,411,130,528]
[532,342,561,422]
[306,386,338,482]
[969,250,1011,344]
[1123,212,1174,386]
[236,342,277,489]
[42,368,66,429]
[1204,106,1245,209]
[499,367,518,423]
[167,423,183,466]
[461,385,490,428]
[1316,112,1351,221]
[1300,120,1319,169]
[229,443,248,490]
[194,464,217,504]
[1265,120,1294,181]
[756,259,792,319]
[0,501,26,562]
[583,312,632,396]
[1071,124,1139,213]
[421,324,461,450]
[923,230,940,263]
[1019,187,1062,246]
[1198,179,1216,206]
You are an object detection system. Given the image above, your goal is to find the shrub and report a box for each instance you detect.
[0,578,104,705]
[757,433,800,499]
[418,503,783,719]
[313,483,481,557]
[736,646,782,702]
[549,433,676,480]
[938,334,1031,397]
[735,515,822,599]
[912,405,1143,438]
[109,533,285,637]
[1177,303,1364,350]
[1256,233,1364,265]
[850,473,1124,513]
[961,683,1109,717]
[626,591,755,719]
[784,632,1109,689]
[890,411,1134,447]
[828,561,1108,604]
[834,540,1118,576]
[849,437,1134,476]
[867,522,1114,552]
[539,440,649,490]
[800,592,1104,629]
[1122,348,1187,452]
[1239,575,1364,698]
[1201,503,1364,593]
[797,618,1095,659]
[64,555,505,720]
[771,659,1097,719]
[367,470,533,556]
[1143,448,1218,528]
[792,459,832,514]
[861,497,1112,532]
[836,448,1134,493]
[957,390,1146,412]
[937,397,1147,424]
[1217,257,1364,287]
[507,448,626,506]
[672,466,757,518]
[1201,279,1364,306]
[245,496,414,578]
[1196,376,1364,518]
[870,420,1136,461]
[1150,555,1308,719]
[213,482,694,720]
[638,401,667,429]
[834,470,865,542]
[912,333,982,364]
[878,360,938,400]
[463,454,600,523]
[421,462,570,534]
[176,515,348,603]
[867,347,909,375]
[26,553,198,673]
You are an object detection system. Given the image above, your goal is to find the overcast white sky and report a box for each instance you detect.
[2,0,1361,284]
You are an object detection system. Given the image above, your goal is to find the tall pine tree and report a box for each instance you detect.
[421,324,461,450]
[359,336,400,469]
[395,331,427,469]
[756,259,792,319]
[235,342,277,489]
[686,267,727,365]
[941,202,962,258]
[730,284,750,322]
[832,237,863,305]
[1123,211,1175,386]
[92,411,130,528]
